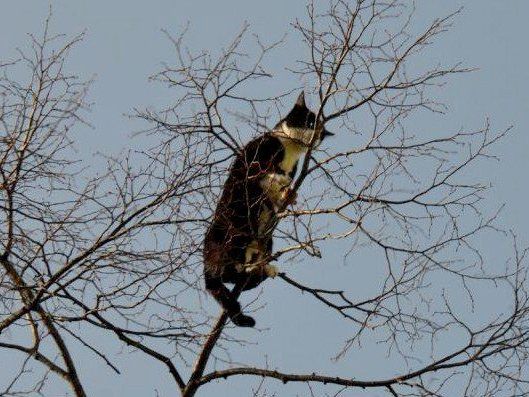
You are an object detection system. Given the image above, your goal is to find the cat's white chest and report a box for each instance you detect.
[279,139,306,174]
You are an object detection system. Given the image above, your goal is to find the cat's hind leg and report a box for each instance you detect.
[204,272,256,327]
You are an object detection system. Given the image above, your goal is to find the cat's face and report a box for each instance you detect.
[279,92,333,147]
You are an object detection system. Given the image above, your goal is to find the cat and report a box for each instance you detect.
[203,92,333,327]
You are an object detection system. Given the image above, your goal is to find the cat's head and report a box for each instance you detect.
[275,92,333,147]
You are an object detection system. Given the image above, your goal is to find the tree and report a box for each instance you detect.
[1,2,528,396]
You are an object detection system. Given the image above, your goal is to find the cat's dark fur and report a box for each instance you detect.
[203,92,332,327]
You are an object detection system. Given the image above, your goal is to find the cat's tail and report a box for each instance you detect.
[204,273,256,327]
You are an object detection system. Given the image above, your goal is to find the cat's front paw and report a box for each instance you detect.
[265,264,279,278]
[281,188,297,206]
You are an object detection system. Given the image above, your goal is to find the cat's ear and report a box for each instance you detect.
[295,91,306,108]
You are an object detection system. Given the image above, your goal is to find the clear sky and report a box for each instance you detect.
[1,1,528,396]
